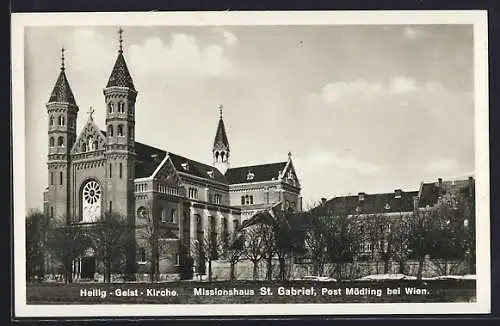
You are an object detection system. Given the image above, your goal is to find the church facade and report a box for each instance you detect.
[42,30,302,279]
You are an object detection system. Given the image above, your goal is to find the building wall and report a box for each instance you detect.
[70,158,106,220]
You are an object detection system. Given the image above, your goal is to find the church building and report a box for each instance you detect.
[42,29,302,280]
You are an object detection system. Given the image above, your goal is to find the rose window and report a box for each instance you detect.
[82,180,101,222]
[83,181,101,204]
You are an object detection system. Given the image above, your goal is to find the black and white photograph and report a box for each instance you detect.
[12,11,490,317]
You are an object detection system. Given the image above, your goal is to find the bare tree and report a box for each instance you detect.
[406,208,438,279]
[324,213,359,281]
[26,210,50,282]
[191,226,225,282]
[260,225,277,281]
[136,200,160,282]
[45,218,90,284]
[304,215,329,277]
[243,224,268,280]
[223,231,245,281]
[88,212,131,283]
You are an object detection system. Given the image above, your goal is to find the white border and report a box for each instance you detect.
[12,10,490,318]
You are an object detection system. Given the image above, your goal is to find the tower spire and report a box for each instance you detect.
[60,46,65,70]
[118,27,124,53]
[219,104,223,119]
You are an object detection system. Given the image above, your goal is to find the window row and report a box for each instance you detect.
[107,124,134,139]
[108,102,127,114]
[49,115,74,128]
[50,171,64,185]
[81,136,99,152]
[241,195,253,205]
[213,193,222,205]
[49,136,66,148]
[188,187,198,200]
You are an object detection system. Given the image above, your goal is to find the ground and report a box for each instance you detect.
[26,279,476,304]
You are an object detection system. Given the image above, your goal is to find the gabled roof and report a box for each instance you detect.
[106,52,135,90]
[133,141,226,183]
[317,190,419,216]
[213,117,229,151]
[226,162,288,184]
[48,68,77,105]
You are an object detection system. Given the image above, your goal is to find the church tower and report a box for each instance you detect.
[104,28,137,276]
[46,47,78,223]
[213,105,230,175]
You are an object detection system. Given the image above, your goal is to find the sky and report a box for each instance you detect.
[24,24,475,211]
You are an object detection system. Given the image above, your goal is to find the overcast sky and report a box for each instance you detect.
[24,24,474,210]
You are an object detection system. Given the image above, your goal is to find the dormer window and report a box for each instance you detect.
[181,162,190,171]
[395,189,402,199]
[207,170,214,178]
[247,171,255,181]
[358,193,365,201]
[385,203,391,210]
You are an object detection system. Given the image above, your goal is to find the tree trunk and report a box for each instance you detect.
[266,257,273,280]
[208,259,212,282]
[417,256,425,280]
[252,261,259,280]
[105,258,111,283]
[336,263,341,281]
[230,263,236,281]
[383,258,389,274]
[278,257,286,281]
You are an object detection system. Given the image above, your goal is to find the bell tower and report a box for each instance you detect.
[46,47,78,223]
[213,105,230,175]
[103,28,137,277]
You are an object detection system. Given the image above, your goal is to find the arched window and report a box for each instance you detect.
[50,207,54,218]
[161,208,166,223]
[108,102,114,113]
[137,206,148,219]
[93,140,98,150]
[250,196,253,205]
[109,164,112,178]
[215,151,219,162]
[49,116,54,126]
[109,201,112,213]
[221,151,225,162]
[108,125,114,137]
[119,163,123,179]
[50,172,54,185]
[241,196,245,205]
[81,179,102,223]
[59,171,63,185]
[171,209,176,223]
[128,126,133,140]
[82,143,87,152]
[118,102,125,113]
[49,137,55,147]
[57,136,64,147]
[117,125,124,137]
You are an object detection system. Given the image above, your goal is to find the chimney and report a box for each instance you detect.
[358,192,365,201]
[468,176,474,198]
[438,178,443,197]
[321,198,327,206]
[394,189,402,199]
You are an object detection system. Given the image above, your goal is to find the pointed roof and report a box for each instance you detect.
[213,106,229,150]
[106,28,135,90]
[49,48,76,105]
[106,52,136,90]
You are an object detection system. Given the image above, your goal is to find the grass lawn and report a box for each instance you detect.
[26,279,476,304]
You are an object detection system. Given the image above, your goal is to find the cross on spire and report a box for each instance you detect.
[61,46,65,70]
[118,27,124,53]
[88,106,94,120]
[219,104,224,119]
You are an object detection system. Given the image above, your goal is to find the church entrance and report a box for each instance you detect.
[80,247,96,279]
[81,257,96,279]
